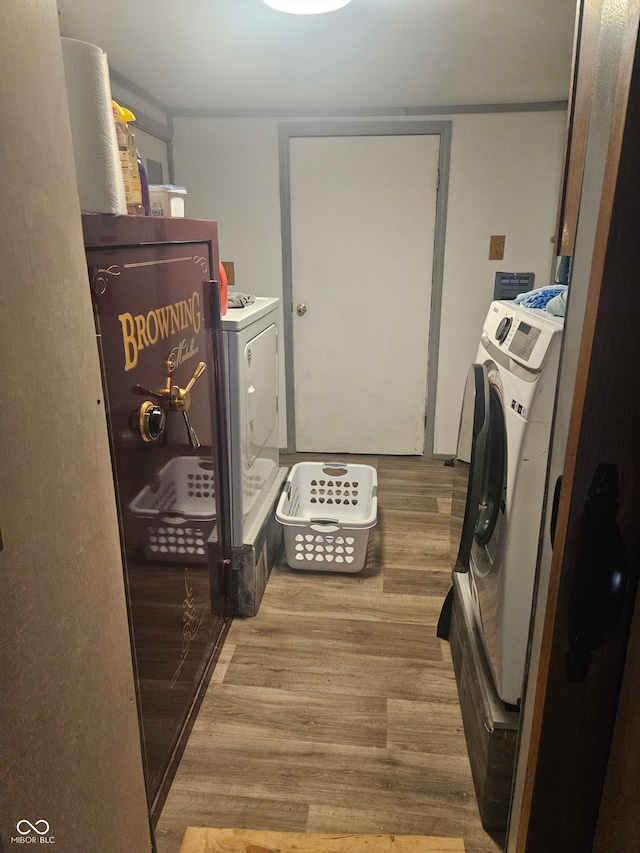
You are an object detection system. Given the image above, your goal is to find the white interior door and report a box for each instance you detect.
[290,134,439,454]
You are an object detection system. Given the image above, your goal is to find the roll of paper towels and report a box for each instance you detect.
[61,38,126,215]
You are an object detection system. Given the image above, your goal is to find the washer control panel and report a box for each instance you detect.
[484,301,563,372]
[508,321,541,361]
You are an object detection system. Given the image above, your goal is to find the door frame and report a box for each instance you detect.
[278,120,452,454]
[508,3,640,848]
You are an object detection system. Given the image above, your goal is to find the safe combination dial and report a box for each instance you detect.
[138,401,167,443]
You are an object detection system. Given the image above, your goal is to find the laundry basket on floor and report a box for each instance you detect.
[276,462,378,573]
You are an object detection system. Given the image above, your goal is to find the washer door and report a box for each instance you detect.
[244,323,278,466]
[474,378,507,551]
[450,363,490,572]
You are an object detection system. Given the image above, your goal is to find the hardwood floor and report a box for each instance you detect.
[154,455,504,853]
[178,827,466,852]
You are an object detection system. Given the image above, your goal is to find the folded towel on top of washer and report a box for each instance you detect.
[514,285,568,309]
[227,292,256,308]
[546,290,568,317]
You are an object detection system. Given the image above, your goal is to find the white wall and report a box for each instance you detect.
[172,110,566,455]
[436,111,566,453]
[174,117,284,293]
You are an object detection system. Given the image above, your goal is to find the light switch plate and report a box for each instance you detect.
[221,261,235,287]
[489,235,506,260]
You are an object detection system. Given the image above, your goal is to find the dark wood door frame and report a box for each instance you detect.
[512,4,640,850]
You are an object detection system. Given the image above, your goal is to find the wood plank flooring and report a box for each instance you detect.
[154,455,504,853]
[178,827,466,852]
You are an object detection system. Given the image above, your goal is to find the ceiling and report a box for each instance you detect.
[56,0,577,113]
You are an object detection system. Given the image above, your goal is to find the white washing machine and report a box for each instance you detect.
[450,300,564,706]
[221,297,280,544]
[221,297,287,615]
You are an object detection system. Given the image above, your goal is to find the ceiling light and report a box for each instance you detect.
[263,0,353,14]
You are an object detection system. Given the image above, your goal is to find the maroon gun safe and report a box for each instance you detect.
[83,214,231,823]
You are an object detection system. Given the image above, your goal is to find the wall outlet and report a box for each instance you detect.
[489,235,506,260]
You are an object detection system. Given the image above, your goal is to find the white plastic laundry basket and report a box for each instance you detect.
[276,462,378,573]
[129,456,216,563]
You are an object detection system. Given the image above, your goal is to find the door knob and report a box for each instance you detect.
[566,464,630,682]
[297,303,307,316]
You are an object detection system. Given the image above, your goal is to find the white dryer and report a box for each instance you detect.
[450,300,564,706]
[221,297,287,615]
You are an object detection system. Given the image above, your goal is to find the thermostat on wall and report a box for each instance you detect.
[494,271,535,301]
